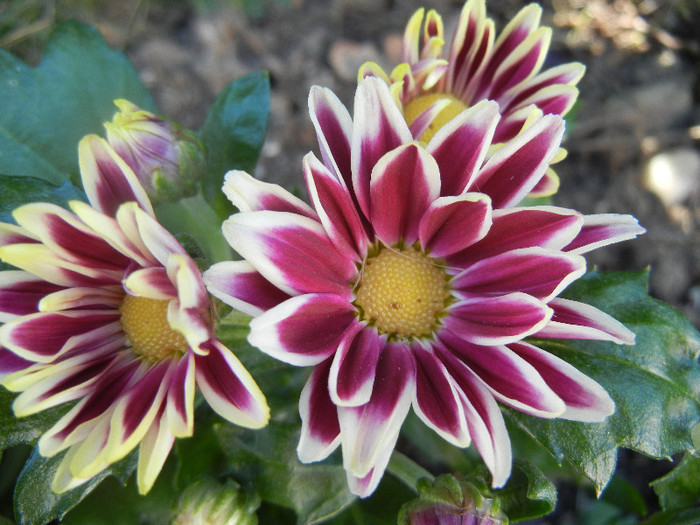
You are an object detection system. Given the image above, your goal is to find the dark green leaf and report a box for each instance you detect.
[60,457,178,525]
[497,459,557,522]
[198,72,270,219]
[0,21,155,185]
[651,453,700,512]
[506,270,700,493]
[214,421,355,525]
[600,475,647,516]
[0,388,71,453]
[0,175,84,224]
[14,449,136,525]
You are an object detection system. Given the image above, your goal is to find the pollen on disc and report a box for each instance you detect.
[354,245,449,338]
[120,295,187,361]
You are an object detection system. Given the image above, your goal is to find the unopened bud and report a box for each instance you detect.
[172,478,260,525]
[105,99,205,204]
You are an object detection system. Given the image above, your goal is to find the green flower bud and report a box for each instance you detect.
[105,99,205,204]
[399,475,508,525]
[172,478,260,525]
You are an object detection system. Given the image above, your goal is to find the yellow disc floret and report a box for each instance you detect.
[120,295,187,362]
[354,245,450,339]
[403,92,469,144]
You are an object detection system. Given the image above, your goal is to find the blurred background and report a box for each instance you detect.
[2,0,700,522]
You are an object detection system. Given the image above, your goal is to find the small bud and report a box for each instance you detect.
[172,478,260,525]
[399,475,508,525]
[104,99,205,204]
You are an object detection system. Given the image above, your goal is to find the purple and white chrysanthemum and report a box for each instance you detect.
[360,0,585,196]
[0,136,269,494]
[204,77,644,497]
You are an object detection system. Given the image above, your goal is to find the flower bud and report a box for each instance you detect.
[172,478,260,525]
[399,475,508,525]
[104,99,205,204]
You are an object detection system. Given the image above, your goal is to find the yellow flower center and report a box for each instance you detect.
[354,245,450,339]
[403,93,469,143]
[120,295,187,362]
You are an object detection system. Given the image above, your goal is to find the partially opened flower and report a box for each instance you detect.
[204,78,644,497]
[362,0,583,144]
[104,99,205,203]
[360,0,584,197]
[0,136,268,494]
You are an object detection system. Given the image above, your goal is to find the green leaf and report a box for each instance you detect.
[497,459,557,522]
[0,388,71,453]
[13,449,137,525]
[651,453,700,512]
[60,457,178,525]
[198,71,270,219]
[506,270,700,493]
[0,175,85,223]
[214,421,355,525]
[0,20,155,185]
[600,475,647,516]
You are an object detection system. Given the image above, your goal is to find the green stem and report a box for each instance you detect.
[155,193,232,265]
[388,451,435,493]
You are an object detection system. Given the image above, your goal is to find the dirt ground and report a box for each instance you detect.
[87,0,700,326]
[4,0,700,521]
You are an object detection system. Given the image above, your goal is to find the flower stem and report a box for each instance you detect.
[388,451,435,493]
[155,193,232,264]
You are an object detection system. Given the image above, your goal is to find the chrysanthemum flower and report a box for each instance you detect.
[0,136,269,494]
[360,0,584,197]
[204,78,644,497]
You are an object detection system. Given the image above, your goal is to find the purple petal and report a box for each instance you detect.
[137,407,175,494]
[304,153,369,259]
[413,343,470,446]
[437,345,512,487]
[166,352,195,437]
[248,294,358,366]
[329,324,384,406]
[449,206,583,267]
[443,293,552,345]
[439,330,565,418]
[447,0,491,95]
[535,298,635,344]
[472,4,543,100]
[508,341,615,422]
[504,62,585,112]
[479,26,551,102]
[195,340,269,428]
[38,354,139,456]
[78,135,154,217]
[223,211,357,299]
[370,143,441,245]
[0,347,33,378]
[418,193,492,258]
[0,271,61,320]
[297,358,341,462]
[0,311,120,362]
[204,260,291,317]
[123,267,177,300]
[426,100,500,196]
[452,248,586,302]
[351,78,413,218]
[222,170,317,218]
[12,203,131,270]
[309,86,354,191]
[105,359,171,462]
[468,114,565,208]
[338,342,415,478]
[564,214,645,254]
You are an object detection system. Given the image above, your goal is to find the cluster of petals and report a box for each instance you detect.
[361,0,584,144]
[205,77,644,497]
[360,0,585,197]
[0,136,268,494]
